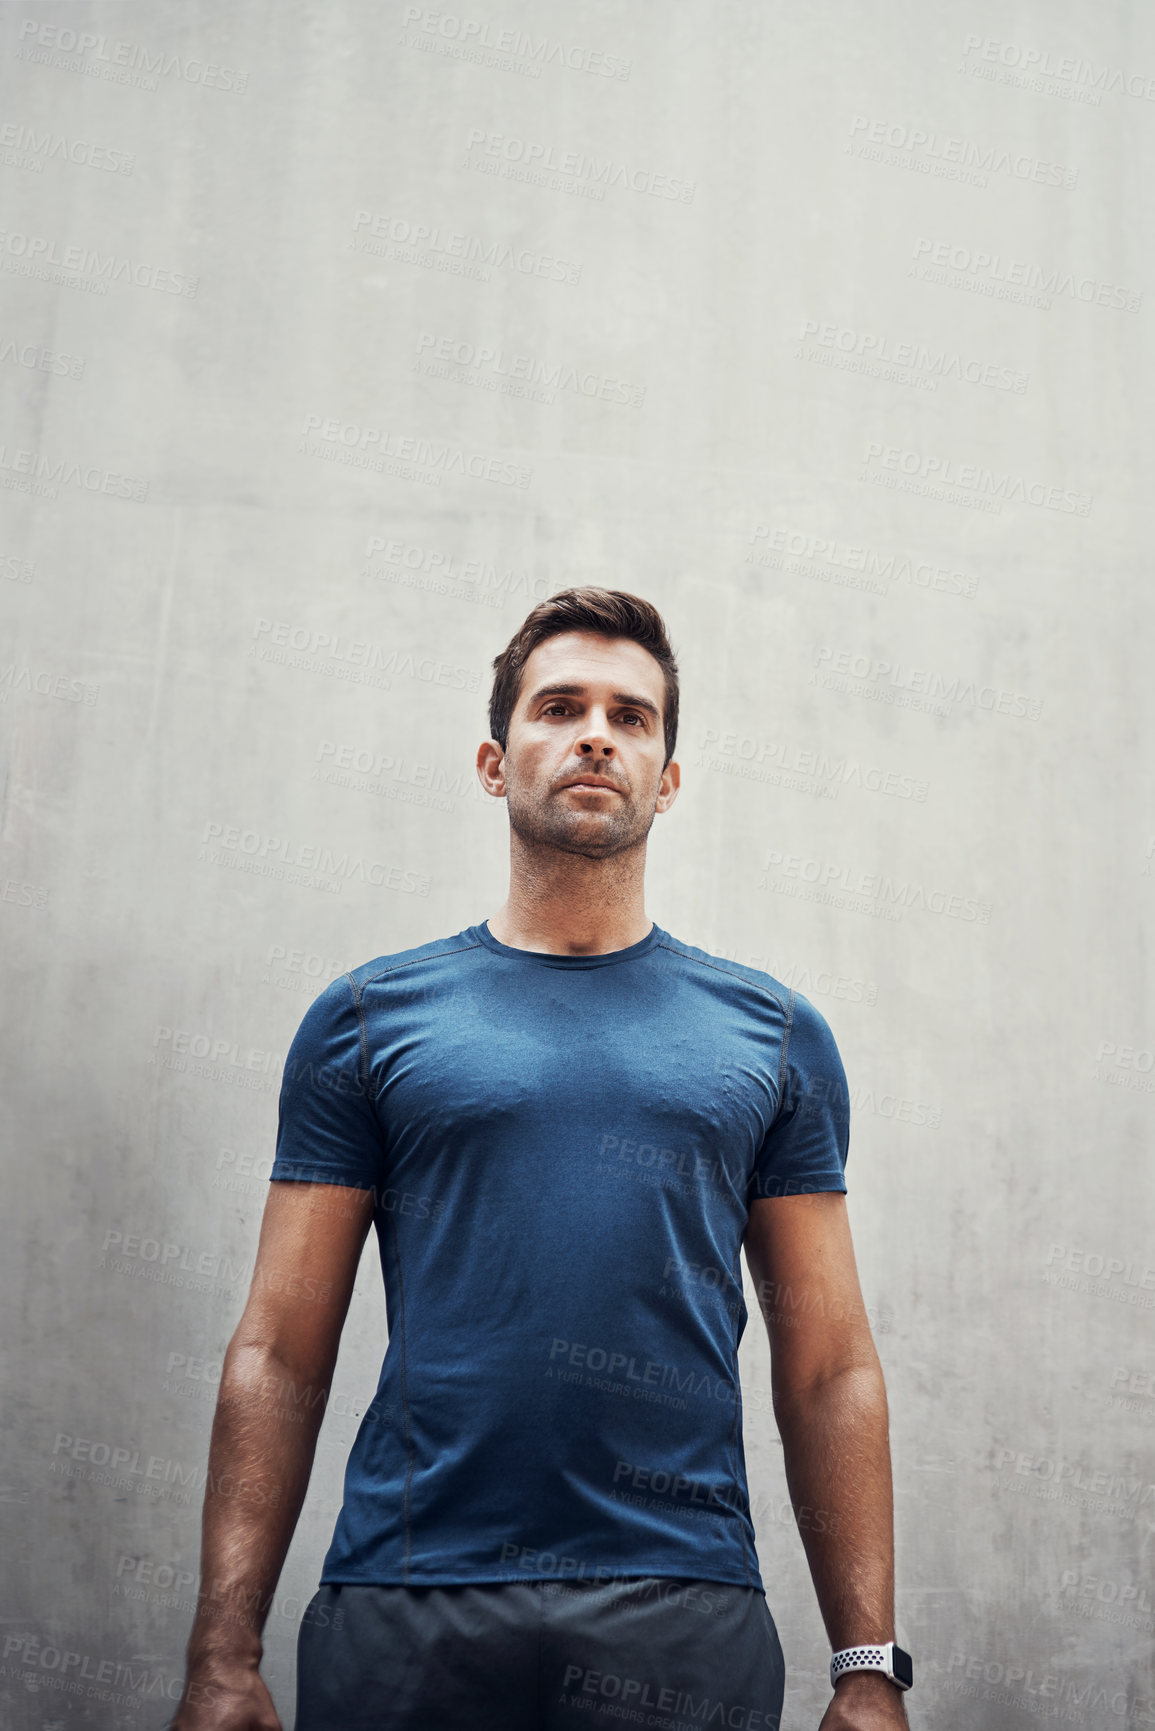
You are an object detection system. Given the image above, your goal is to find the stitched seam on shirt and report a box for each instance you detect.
[734,1384,754,1589]
[775,988,797,1112]
[345,972,373,1101]
[726,1263,755,1589]
[654,941,790,1016]
[657,938,784,1568]
[384,1205,416,1584]
[349,970,414,1571]
[358,940,482,990]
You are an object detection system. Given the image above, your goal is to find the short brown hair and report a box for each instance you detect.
[488,587,679,766]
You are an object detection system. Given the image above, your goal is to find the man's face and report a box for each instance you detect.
[480,631,679,859]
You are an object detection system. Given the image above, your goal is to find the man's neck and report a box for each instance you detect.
[484,886,654,955]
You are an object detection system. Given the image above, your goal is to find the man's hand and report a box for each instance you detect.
[169,1181,374,1729]
[170,1657,282,1730]
[745,1196,906,1730]
[818,1671,909,1730]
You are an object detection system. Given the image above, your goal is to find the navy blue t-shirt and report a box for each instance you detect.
[270,921,850,1590]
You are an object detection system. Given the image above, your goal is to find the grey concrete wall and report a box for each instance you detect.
[1,2,1152,1725]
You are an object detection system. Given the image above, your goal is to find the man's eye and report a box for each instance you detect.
[621,713,645,726]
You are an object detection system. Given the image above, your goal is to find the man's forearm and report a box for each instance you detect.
[184,1340,331,1672]
[773,1358,896,1650]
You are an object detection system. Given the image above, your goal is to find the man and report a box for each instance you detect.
[174,589,911,1731]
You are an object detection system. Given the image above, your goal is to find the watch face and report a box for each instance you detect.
[892,1646,914,1689]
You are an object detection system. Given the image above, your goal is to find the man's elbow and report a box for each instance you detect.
[216,1335,333,1419]
[771,1349,887,1418]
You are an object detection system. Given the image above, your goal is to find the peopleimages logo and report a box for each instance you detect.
[298,414,532,488]
[0,442,147,502]
[989,1444,1155,1513]
[911,237,1141,312]
[414,331,646,406]
[761,850,992,925]
[812,644,1044,720]
[698,726,929,802]
[198,821,430,897]
[250,616,482,692]
[399,7,632,79]
[798,322,1028,394]
[960,34,1155,103]
[848,115,1078,188]
[152,1024,281,1080]
[0,121,135,175]
[0,335,86,379]
[0,227,197,295]
[352,209,582,284]
[463,129,695,202]
[364,536,548,605]
[748,524,978,599]
[15,17,249,92]
[862,440,1092,517]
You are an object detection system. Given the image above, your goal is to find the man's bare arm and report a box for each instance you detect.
[744,1192,908,1729]
[172,1179,376,1730]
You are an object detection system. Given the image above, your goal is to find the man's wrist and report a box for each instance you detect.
[185,1622,264,1674]
[834,1669,903,1691]
[830,1668,910,1725]
[830,1637,912,1692]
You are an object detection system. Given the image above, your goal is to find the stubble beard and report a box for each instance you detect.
[505,766,657,861]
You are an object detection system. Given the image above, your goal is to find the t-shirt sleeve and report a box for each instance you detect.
[269,974,385,1189]
[748,990,850,1202]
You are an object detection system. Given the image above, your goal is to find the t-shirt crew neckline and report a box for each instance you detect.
[470,919,663,968]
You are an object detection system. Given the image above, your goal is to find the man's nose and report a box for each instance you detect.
[575,708,615,756]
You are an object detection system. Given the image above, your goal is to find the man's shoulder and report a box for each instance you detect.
[655,929,793,1010]
[284,930,482,1051]
[655,932,843,1056]
[344,927,483,990]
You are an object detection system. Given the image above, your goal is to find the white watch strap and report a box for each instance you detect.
[830,1642,898,1689]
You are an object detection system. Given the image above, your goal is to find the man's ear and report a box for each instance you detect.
[476,739,507,798]
[655,758,680,813]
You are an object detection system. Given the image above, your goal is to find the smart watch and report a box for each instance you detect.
[830,1641,913,1691]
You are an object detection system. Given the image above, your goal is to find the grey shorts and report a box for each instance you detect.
[294,1576,785,1731]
